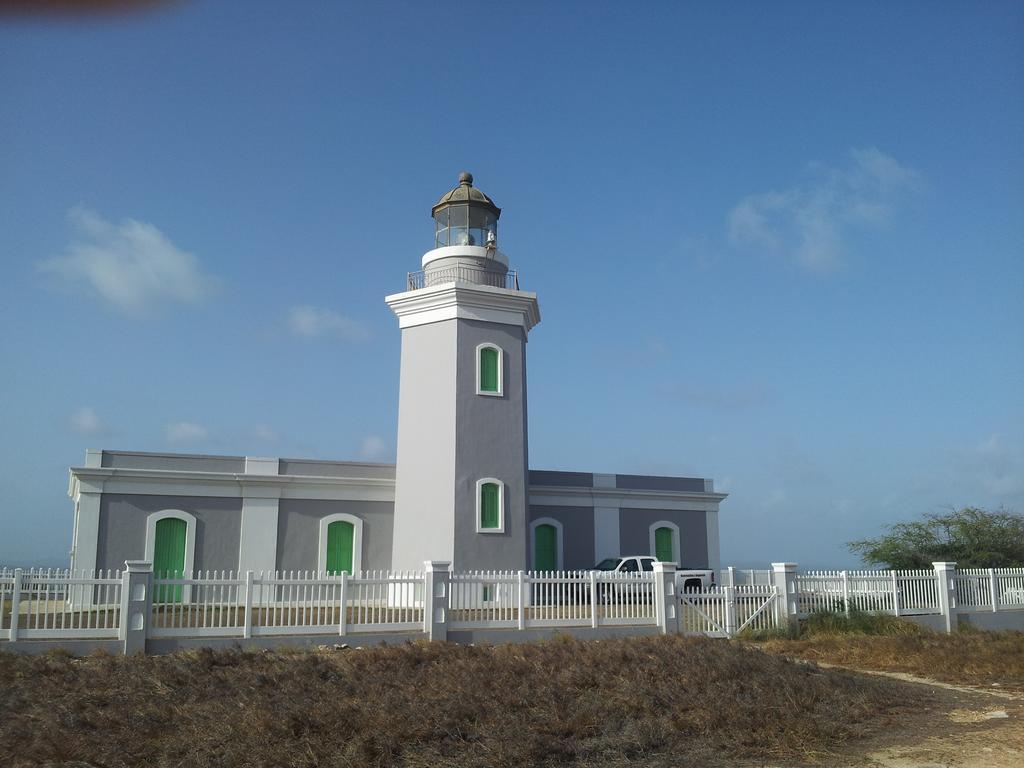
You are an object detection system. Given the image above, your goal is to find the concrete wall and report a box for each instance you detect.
[391,319,459,570]
[453,319,529,571]
[96,494,242,573]
[618,508,709,568]
[279,460,396,479]
[277,499,394,573]
[528,504,596,570]
[615,474,706,492]
[529,470,593,487]
[100,451,245,473]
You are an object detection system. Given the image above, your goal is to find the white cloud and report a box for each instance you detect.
[728,148,921,271]
[165,421,208,444]
[287,305,370,341]
[69,406,104,435]
[250,424,278,442]
[40,207,217,313]
[358,435,387,460]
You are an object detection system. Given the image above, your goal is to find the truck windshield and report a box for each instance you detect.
[592,558,620,571]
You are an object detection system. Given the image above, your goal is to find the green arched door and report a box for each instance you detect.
[153,517,187,602]
[534,524,557,571]
[654,526,674,563]
[326,520,355,575]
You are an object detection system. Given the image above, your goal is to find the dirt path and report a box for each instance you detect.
[817,663,1024,768]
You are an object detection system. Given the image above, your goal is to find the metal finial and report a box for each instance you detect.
[458,171,473,186]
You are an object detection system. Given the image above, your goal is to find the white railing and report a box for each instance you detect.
[956,568,1024,611]
[679,585,779,637]
[720,568,774,586]
[2,568,122,640]
[5,563,1024,650]
[448,570,658,630]
[797,569,942,616]
[149,570,425,638]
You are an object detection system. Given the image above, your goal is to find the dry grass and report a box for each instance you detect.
[756,629,1024,690]
[0,635,927,768]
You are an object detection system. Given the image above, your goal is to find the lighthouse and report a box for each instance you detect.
[386,173,540,571]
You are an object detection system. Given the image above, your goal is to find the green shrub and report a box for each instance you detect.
[801,608,923,637]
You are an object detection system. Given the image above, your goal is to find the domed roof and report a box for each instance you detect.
[432,171,501,218]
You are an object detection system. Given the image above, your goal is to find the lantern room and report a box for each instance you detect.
[432,171,500,249]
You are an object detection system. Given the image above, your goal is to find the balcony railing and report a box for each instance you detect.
[407,266,520,291]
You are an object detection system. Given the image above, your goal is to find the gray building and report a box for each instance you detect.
[67,174,726,579]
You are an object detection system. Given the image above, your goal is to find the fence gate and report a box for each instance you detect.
[678,585,779,638]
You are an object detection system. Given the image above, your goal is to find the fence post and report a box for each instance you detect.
[723,585,737,638]
[423,561,451,642]
[589,570,599,628]
[516,571,526,631]
[771,562,800,634]
[242,570,254,639]
[120,560,153,655]
[932,562,958,634]
[841,570,850,617]
[726,566,736,588]
[9,568,22,642]
[890,571,901,617]
[989,568,998,613]
[653,562,677,635]
[338,571,348,636]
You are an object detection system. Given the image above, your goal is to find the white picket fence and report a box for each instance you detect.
[0,568,122,639]
[1,567,658,643]
[679,585,779,637]
[797,569,941,616]
[794,567,1024,617]
[448,570,658,630]
[4,564,1024,650]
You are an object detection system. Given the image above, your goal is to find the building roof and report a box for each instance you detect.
[432,171,501,218]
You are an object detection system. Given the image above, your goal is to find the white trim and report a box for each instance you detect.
[421,244,508,269]
[529,517,564,571]
[238,497,279,574]
[476,342,504,396]
[68,466,395,502]
[475,478,505,533]
[317,513,364,574]
[385,283,540,333]
[145,510,197,603]
[593,506,620,562]
[649,521,681,566]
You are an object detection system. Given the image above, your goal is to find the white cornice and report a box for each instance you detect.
[67,468,725,510]
[68,467,395,503]
[528,484,728,510]
[385,283,541,333]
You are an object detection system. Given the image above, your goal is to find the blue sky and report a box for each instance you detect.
[1,1,1021,568]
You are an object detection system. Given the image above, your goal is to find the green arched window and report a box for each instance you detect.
[479,482,501,530]
[326,520,355,575]
[534,524,558,571]
[478,345,500,394]
[153,517,187,602]
[654,526,675,563]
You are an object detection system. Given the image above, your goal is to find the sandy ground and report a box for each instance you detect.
[820,666,1024,768]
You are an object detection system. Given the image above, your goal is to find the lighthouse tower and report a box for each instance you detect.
[386,173,540,572]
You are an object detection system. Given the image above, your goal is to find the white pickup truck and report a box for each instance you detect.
[592,556,715,591]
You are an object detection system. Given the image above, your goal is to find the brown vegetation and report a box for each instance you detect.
[756,629,1024,691]
[0,635,928,767]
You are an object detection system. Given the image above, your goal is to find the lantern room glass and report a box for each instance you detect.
[434,205,497,248]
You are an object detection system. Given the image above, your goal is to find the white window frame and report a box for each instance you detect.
[529,517,564,571]
[649,520,681,565]
[476,342,504,396]
[476,478,505,533]
[317,513,364,575]
[145,509,197,604]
